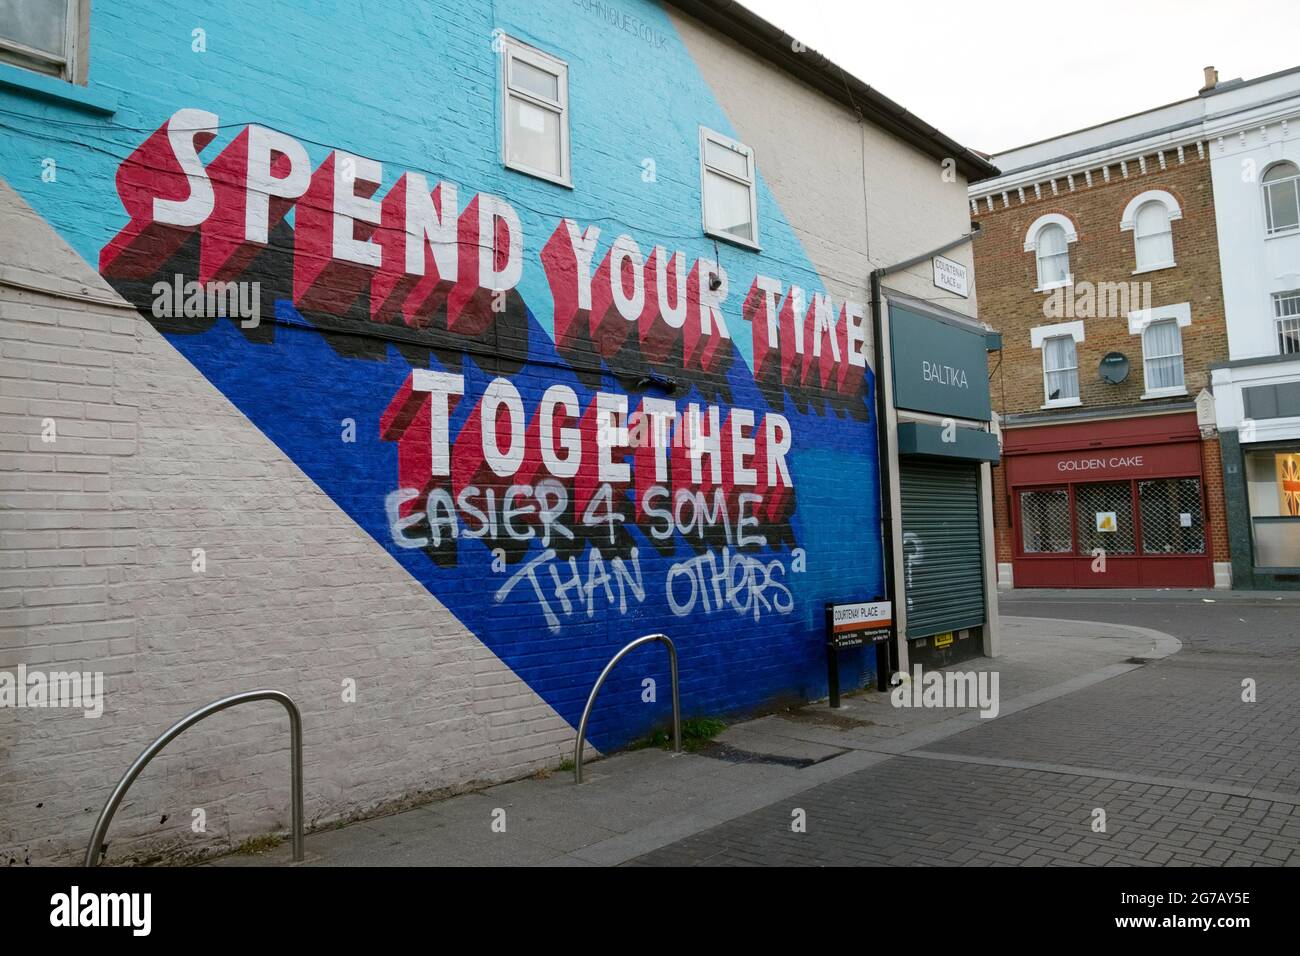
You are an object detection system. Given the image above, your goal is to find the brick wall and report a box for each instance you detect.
[990,462,1013,564]
[975,152,1229,417]
[1201,436,1230,564]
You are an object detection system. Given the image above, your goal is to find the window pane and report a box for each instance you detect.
[704,139,749,179]
[0,0,66,57]
[1043,335,1075,371]
[1020,489,1072,553]
[1266,177,1300,233]
[1145,356,1184,389]
[1039,251,1070,285]
[1139,478,1205,554]
[1136,230,1173,268]
[1263,162,1299,183]
[507,95,561,177]
[510,57,559,102]
[1045,368,1079,401]
[1135,201,1168,235]
[1038,224,1066,255]
[1075,481,1136,555]
[1277,291,1300,319]
[704,168,754,241]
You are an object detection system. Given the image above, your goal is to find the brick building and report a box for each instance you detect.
[970,72,1234,589]
[0,0,995,862]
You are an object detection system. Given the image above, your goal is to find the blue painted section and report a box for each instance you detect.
[0,0,884,749]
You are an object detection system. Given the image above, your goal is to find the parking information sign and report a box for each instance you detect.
[827,601,893,649]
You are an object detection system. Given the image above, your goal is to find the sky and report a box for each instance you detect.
[738,0,1300,156]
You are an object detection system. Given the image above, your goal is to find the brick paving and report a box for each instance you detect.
[630,591,1300,867]
[628,757,1300,867]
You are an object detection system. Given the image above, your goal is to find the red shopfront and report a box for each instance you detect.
[1004,412,1213,588]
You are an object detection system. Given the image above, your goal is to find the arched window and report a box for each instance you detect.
[1134,201,1174,269]
[1121,189,1182,270]
[1036,224,1070,288]
[1263,161,1300,235]
[1024,214,1076,291]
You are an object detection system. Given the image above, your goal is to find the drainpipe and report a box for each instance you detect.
[868,224,981,689]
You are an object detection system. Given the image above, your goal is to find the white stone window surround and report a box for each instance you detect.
[1024,213,1078,293]
[1120,189,1183,274]
[1031,319,1085,408]
[1128,302,1191,399]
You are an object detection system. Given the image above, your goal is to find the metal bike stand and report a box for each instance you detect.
[84,689,304,866]
[573,633,680,784]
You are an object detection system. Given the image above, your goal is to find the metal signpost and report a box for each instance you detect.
[825,600,893,707]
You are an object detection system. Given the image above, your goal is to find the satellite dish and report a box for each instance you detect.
[1099,352,1130,385]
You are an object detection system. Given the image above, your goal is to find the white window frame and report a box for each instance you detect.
[1128,301,1191,399]
[699,126,760,250]
[1274,289,1300,356]
[499,36,571,187]
[1023,213,1077,292]
[0,0,85,83]
[1262,162,1300,237]
[1031,320,1085,408]
[1120,189,1182,274]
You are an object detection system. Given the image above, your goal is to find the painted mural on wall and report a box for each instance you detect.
[0,0,884,749]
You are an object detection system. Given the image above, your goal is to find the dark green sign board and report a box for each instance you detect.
[890,304,992,421]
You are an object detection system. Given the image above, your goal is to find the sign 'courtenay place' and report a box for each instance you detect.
[827,600,892,648]
[932,255,970,298]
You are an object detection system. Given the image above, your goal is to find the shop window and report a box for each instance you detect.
[1019,488,1072,553]
[1141,319,1185,393]
[1075,481,1136,555]
[500,37,570,186]
[700,127,758,248]
[1244,449,1300,569]
[1275,290,1300,356]
[0,0,84,81]
[1138,478,1205,554]
[1263,161,1300,236]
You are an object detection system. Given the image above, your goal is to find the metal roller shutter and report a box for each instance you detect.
[899,459,985,638]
